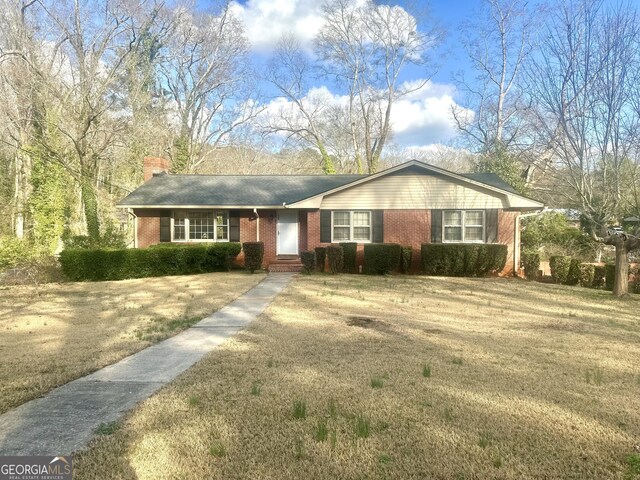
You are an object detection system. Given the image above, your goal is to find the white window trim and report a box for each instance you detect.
[171,210,230,242]
[331,210,372,243]
[442,210,485,244]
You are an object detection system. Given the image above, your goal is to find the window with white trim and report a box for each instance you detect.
[172,210,229,241]
[443,210,485,243]
[332,211,371,242]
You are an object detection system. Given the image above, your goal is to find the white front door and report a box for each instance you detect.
[277,210,299,255]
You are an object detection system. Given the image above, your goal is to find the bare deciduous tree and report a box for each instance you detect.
[161,3,262,173]
[452,0,536,153]
[264,35,338,174]
[528,0,640,296]
[315,0,441,173]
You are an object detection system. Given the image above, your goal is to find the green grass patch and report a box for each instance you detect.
[95,421,119,436]
[585,366,604,386]
[354,413,370,438]
[370,376,384,388]
[209,444,226,458]
[422,363,432,378]
[135,316,201,343]
[314,419,328,442]
[251,382,261,396]
[293,399,307,419]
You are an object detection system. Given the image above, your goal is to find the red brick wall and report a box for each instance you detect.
[134,207,519,274]
[305,208,518,275]
[259,210,277,266]
[135,209,161,247]
[383,210,431,272]
[299,211,308,253]
[498,210,518,276]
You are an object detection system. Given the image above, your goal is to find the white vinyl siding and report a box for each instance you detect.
[172,210,229,242]
[332,211,371,242]
[320,173,506,209]
[443,210,485,243]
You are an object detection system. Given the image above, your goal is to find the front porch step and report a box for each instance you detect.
[268,256,303,272]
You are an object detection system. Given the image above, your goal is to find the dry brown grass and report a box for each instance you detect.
[75,276,640,479]
[0,272,265,414]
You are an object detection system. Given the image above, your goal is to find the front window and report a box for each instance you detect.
[172,210,229,242]
[443,210,485,243]
[332,211,371,242]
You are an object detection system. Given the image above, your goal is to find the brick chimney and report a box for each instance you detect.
[143,156,171,182]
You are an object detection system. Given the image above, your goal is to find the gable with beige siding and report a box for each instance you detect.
[320,171,507,210]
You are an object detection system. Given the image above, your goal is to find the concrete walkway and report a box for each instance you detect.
[0,273,295,455]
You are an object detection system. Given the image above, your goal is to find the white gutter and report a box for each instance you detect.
[513,210,544,275]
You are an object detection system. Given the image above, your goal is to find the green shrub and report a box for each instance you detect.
[243,242,264,273]
[565,258,581,286]
[363,243,401,275]
[400,246,413,274]
[326,245,344,274]
[0,236,41,270]
[300,251,315,274]
[59,243,241,282]
[549,256,571,284]
[521,252,540,280]
[340,242,357,273]
[593,265,606,289]
[315,247,326,272]
[421,244,507,277]
[604,264,616,291]
[630,267,640,294]
[579,264,596,287]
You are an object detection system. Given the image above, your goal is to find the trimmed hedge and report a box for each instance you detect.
[421,244,507,277]
[566,258,581,286]
[363,243,401,275]
[243,242,264,273]
[579,264,596,288]
[400,246,413,274]
[300,251,315,274]
[315,247,326,272]
[605,264,616,291]
[340,242,357,273]
[521,252,540,280]
[327,245,344,274]
[60,243,241,282]
[593,265,606,289]
[549,256,571,284]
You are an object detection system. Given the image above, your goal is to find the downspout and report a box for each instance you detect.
[253,208,260,242]
[514,210,544,275]
[127,209,138,248]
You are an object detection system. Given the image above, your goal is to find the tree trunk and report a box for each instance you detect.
[613,243,629,297]
[81,178,100,243]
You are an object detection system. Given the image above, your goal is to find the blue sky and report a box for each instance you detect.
[219,0,490,148]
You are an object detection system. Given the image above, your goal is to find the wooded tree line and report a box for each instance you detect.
[1,0,640,294]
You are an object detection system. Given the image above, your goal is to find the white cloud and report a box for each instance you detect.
[260,80,473,149]
[391,81,473,147]
[229,0,326,51]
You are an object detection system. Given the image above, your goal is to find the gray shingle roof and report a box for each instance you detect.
[118,174,367,207]
[459,173,520,194]
[118,167,523,208]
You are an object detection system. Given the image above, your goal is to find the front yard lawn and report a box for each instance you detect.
[75,275,640,479]
[0,272,265,415]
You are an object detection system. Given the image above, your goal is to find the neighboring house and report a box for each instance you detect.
[118,157,544,274]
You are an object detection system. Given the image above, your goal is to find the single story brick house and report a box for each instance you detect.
[118,157,544,274]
